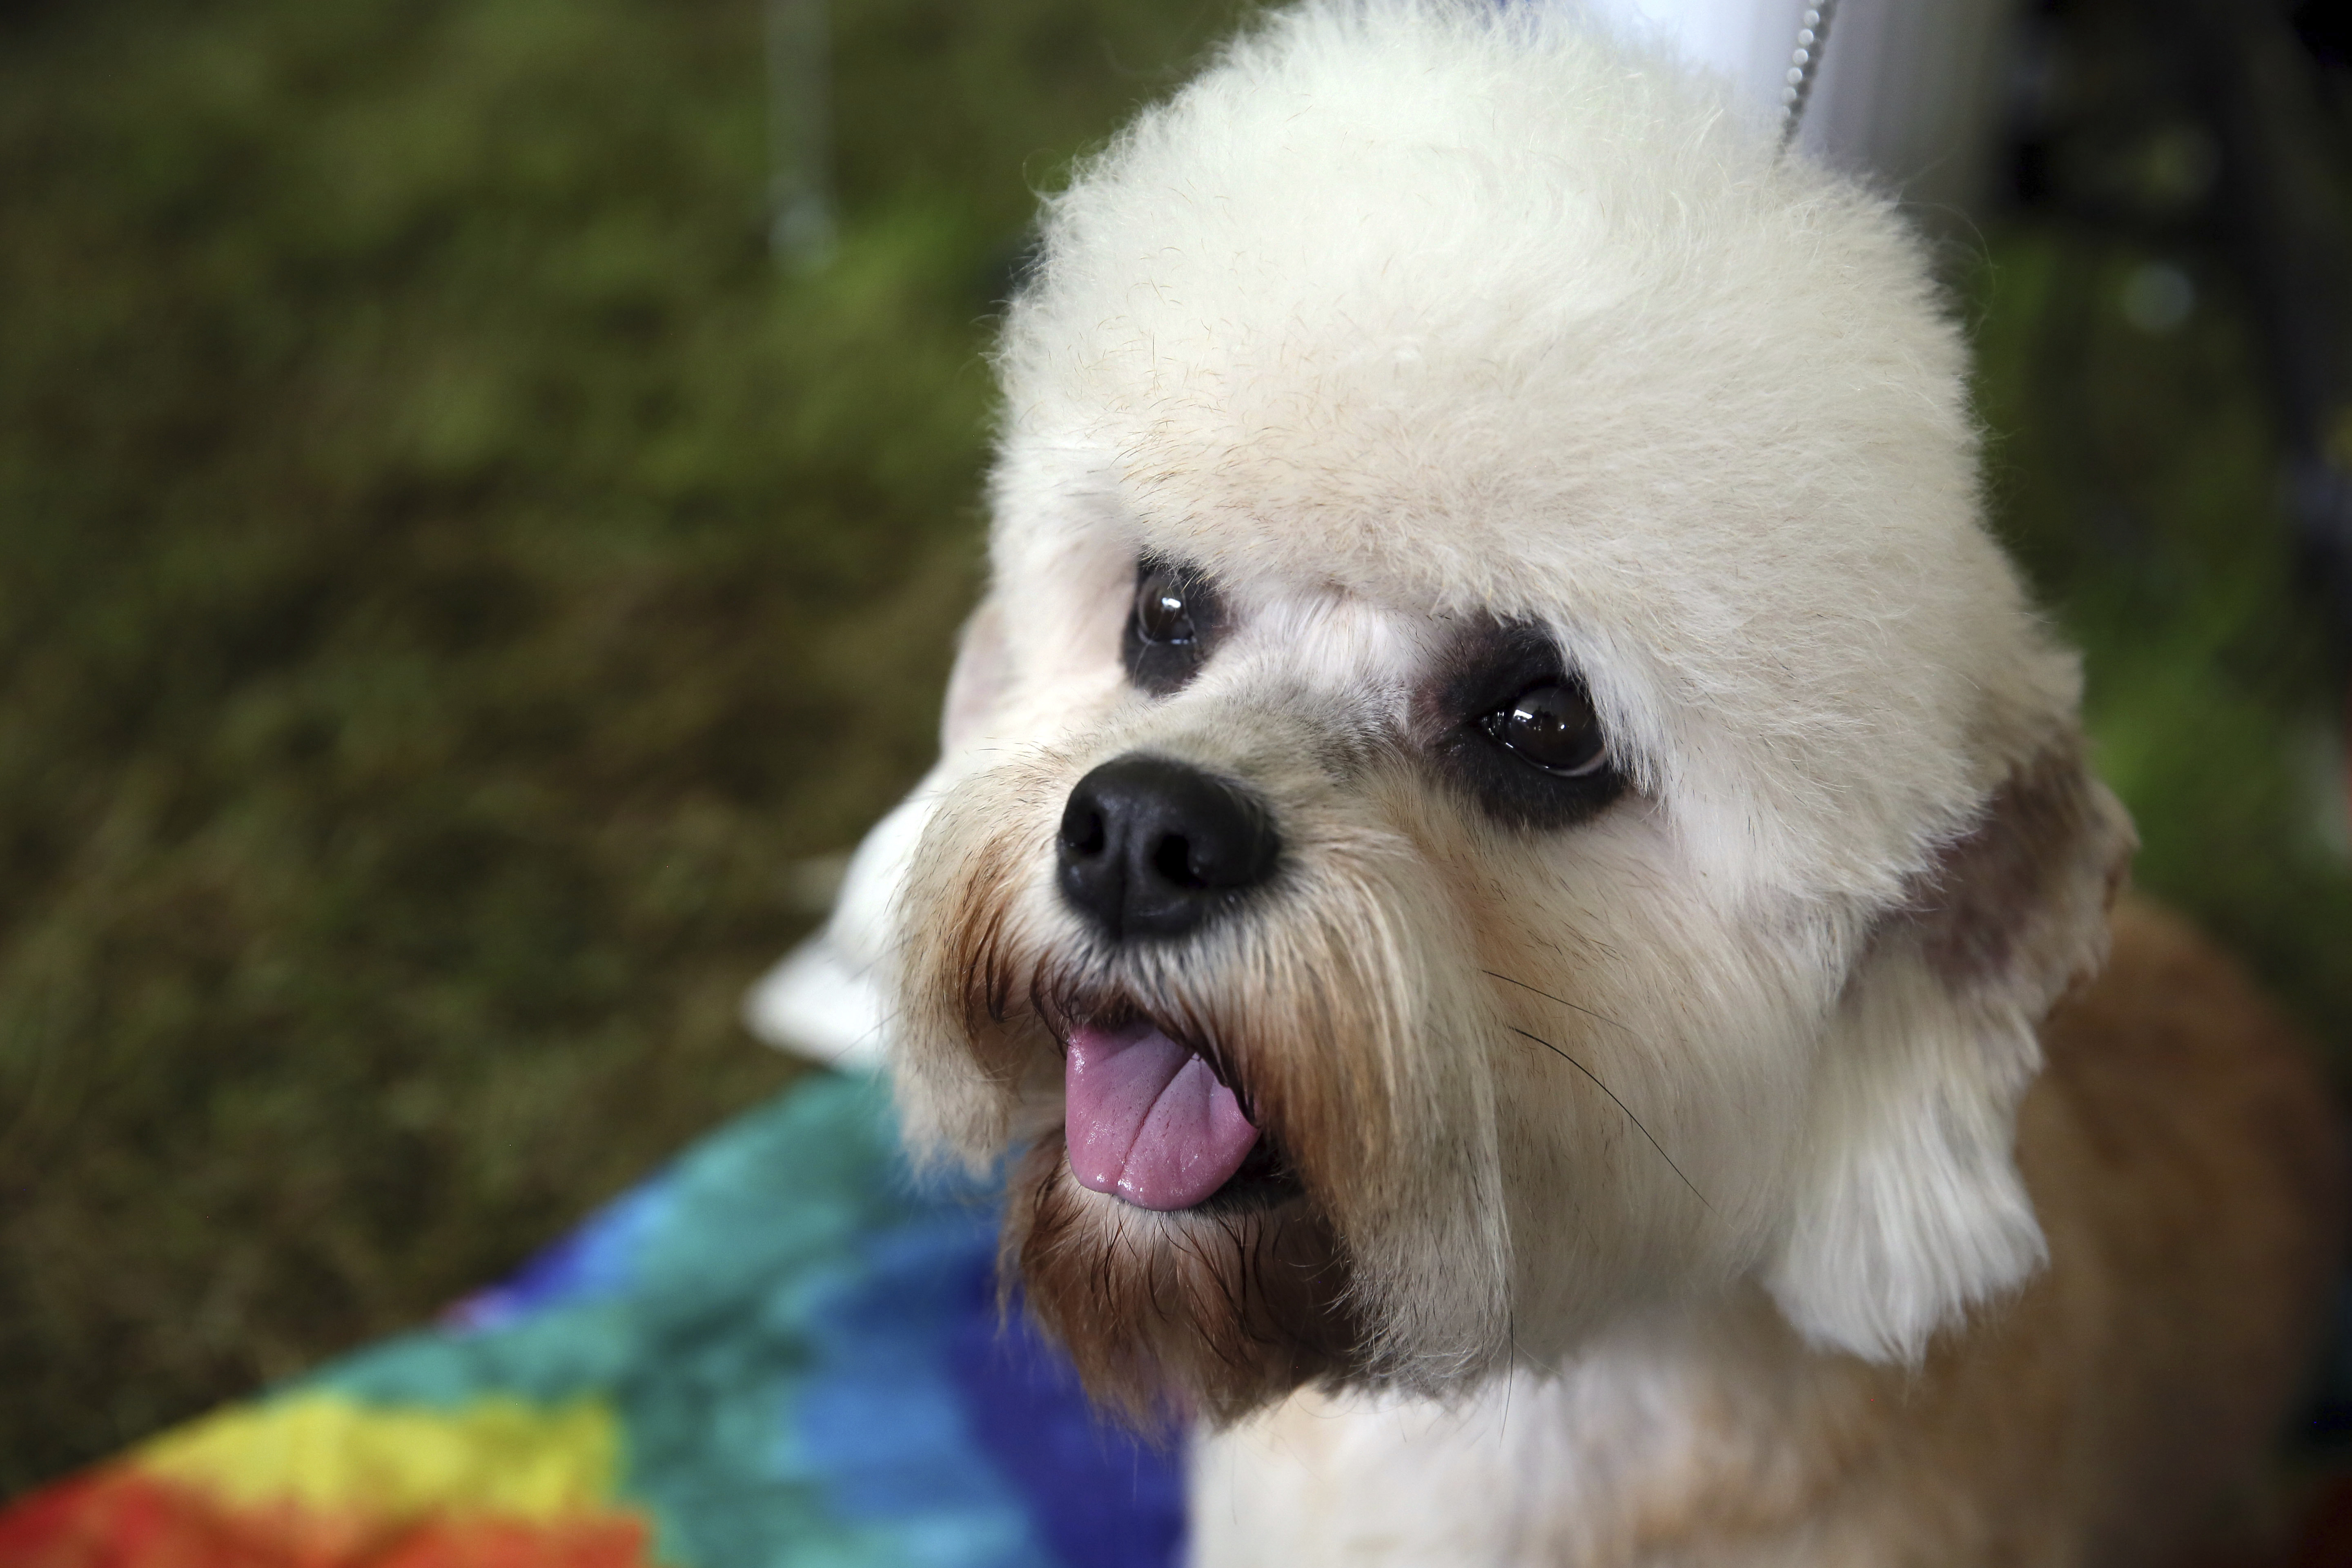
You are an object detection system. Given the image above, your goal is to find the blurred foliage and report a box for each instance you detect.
[0,0,1250,1493]
[1973,238,2352,1040]
[0,0,2345,1506]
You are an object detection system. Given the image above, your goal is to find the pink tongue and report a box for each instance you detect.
[1065,1022,1260,1211]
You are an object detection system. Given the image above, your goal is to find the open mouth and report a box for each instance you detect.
[1062,1018,1297,1212]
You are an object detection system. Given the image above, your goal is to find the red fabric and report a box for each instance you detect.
[0,1470,656,1568]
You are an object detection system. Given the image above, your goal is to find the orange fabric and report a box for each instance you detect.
[0,1469,656,1568]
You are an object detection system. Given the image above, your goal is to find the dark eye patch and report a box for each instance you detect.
[1123,556,1226,695]
[1420,617,1627,831]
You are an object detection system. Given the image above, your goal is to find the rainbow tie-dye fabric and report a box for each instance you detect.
[0,1072,1184,1568]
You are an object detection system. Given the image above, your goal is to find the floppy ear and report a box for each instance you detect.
[742,597,1014,1067]
[938,594,1011,753]
[1762,739,2136,1362]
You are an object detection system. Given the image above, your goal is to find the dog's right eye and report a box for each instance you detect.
[1137,567,1198,644]
[1123,557,1224,695]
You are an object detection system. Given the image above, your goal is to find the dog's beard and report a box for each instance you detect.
[1007,1136,1359,1425]
[895,756,1515,1423]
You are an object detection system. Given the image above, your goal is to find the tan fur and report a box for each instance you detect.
[833,4,2351,1558]
[898,733,1507,1405]
[1200,901,2342,1566]
[1009,1138,1360,1425]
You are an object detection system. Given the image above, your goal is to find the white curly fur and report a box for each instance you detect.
[931,0,2118,1355]
[790,4,2269,1561]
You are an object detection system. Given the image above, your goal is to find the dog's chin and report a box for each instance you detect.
[913,831,1406,1424]
[1007,1082,1364,1427]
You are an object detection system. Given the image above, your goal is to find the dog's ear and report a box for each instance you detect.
[740,597,1015,1069]
[939,594,1012,753]
[1762,739,2135,1362]
[835,594,1015,973]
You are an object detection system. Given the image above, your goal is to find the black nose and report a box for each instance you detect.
[1057,754,1281,941]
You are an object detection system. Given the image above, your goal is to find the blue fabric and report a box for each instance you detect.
[306,1070,1186,1568]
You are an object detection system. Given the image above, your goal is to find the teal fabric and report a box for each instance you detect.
[299,1071,1185,1568]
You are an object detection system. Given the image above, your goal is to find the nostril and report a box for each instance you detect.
[1151,832,1201,888]
[1061,803,1107,857]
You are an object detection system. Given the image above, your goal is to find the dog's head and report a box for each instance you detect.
[882,1,2133,1423]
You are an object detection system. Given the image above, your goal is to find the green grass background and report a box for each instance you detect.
[0,0,2345,1498]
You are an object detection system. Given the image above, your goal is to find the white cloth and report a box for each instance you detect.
[1583,0,2013,220]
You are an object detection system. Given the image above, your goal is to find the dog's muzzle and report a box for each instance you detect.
[1051,753,1284,1212]
[1055,753,1280,942]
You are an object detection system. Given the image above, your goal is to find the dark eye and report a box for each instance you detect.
[1482,682,1608,777]
[1420,618,1626,831]
[1136,565,1198,646]
[1123,557,1224,695]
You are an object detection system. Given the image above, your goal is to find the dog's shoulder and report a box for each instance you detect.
[2028,895,2343,1253]
[1941,898,2348,1560]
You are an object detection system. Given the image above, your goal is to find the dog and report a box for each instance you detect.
[805,3,2346,1560]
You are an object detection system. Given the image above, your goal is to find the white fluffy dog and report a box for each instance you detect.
[819,3,2341,1560]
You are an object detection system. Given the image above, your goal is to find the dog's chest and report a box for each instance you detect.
[1186,1330,1862,1568]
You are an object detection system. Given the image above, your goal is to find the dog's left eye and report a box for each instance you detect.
[1423,619,1626,830]
[1483,682,1608,777]
[1123,557,1225,695]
